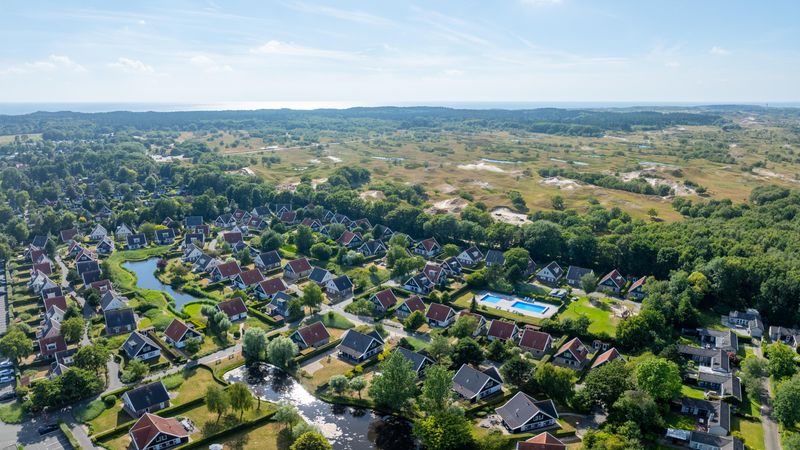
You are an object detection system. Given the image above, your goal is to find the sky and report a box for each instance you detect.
[1,0,799,106]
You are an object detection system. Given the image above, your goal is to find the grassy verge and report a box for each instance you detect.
[0,401,27,424]
[73,398,108,423]
[733,416,765,450]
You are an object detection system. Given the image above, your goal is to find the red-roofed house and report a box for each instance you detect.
[591,347,624,369]
[627,277,647,300]
[216,297,248,322]
[519,328,552,358]
[254,278,289,300]
[598,269,626,294]
[210,260,241,282]
[426,303,456,328]
[413,238,441,258]
[290,322,331,349]
[163,319,203,349]
[43,296,68,313]
[38,335,67,359]
[516,432,566,450]
[283,258,313,280]
[369,289,398,313]
[33,262,53,276]
[336,230,363,248]
[129,413,189,450]
[487,320,520,342]
[395,296,426,320]
[553,337,589,369]
[280,211,298,225]
[232,268,265,290]
[90,279,113,294]
[59,228,79,243]
[422,263,448,286]
[222,232,243,245]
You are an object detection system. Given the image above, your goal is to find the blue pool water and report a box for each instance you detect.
[511,301,548,314]
[481,294,504,304]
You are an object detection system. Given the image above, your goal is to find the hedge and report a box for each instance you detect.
[58,421,81,449]
[294,339,342,365]
[247,307,279,327]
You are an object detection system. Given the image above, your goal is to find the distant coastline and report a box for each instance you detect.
[0,101,798,115]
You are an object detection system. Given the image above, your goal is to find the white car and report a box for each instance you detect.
[0,376,13,384]
[0,369,13,377]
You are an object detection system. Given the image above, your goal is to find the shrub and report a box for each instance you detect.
[103,395,117,408]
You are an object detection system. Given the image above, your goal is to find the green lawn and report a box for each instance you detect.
[558,297,619,336]
[403,335,430,351]
[73,398,108,423]
[305,312,354,329]
[733,417,765,450]
[0,401,27,424]
[664,412,697,430]
[681,384,707,400]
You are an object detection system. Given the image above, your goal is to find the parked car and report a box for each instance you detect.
[37,423,59,435]
[0,369,14,377]
[0,359,12,368]
[0,392,15,402]
[0,376,14,384]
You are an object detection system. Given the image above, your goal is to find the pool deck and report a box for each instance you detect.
[476,291,558,319]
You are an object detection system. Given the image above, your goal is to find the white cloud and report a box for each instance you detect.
[108,57,155,73]
[710,46,731,56]
[189,55,233,72]
[0,54,86,75]
[520,0,563,6]
[287,2,392,26]
[442,69,464,77]
[250,40,358,61]
[137,19,147,25]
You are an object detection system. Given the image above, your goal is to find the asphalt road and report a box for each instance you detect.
[0,406,72,450]
[753,344,782,450]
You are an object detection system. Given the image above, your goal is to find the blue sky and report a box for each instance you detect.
[1,0,798,105]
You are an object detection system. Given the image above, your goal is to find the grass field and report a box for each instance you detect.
[733,416,765,450]
[0,401,27,424]
[559,297,620,336]
[680,384,707,400]
[305,311,354,329]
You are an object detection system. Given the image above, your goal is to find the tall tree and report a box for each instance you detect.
[535,363,575,404]
[243,327,268,362]
[419,365,454,415]
[295,225,314,254]
[228,382,255,420]
[266,336,298,369]
[0,328,32,364]
[581,360,631,409]
[206,385,230,423]
[634,358,682,402]
[291,431,332,450]
[73,343,110,378]
[414,411,474,450]
[302,283,324,314]
[773,374,800,426]
[767,343,798,380]
[368,350,417,410]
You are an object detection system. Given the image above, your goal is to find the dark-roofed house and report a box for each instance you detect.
[183,232,205,248]
[627,276,647,300]
[96,236,115,255]
[358,240,386,257]
[251,206,270,218]
[154,228,176,246]
[403,272,433,295]
[591,348,624,369]
[680,397,730,436]
[265,292,293,318]
[677,345,730,373]
[193,254,219,274]
[687,431,743,450]
[370,289,398,313]
[81,269,102,285]
[325,275,354,301]
[254,277,289,300]
[214,213,236,228]
[496,392,560,434]
[519,328,552,359]
[284,258,313,280]
[452,364,503,402]
[337,329,384,362]
[290,322,331,349]
[77,260,100,277]
[426,303,456,328]
[598,269,626,294]
[232,268,265,290]
[485,249,505,267]
[516,432,566,450]
[698,371,742,402]
[60,228,79,243]
[255,250,282,272]
[565,266,594,288]
[536,261,563,285]
[308,267,334,285]
[724,309,763,338]
[413,238,441,258]
[395,296,425,320]
[698,329,739,352]
[122,331,161,361]
[105,308,136,335]
[163,319,203,349]
[457,246,484,268]
[396,347,434,377]
[487,320,520,342]
[210,260,241,282]
[122,381,171,418]
[185,216,204,228]
[552,337,589,369]
[129,413,189,450]
[126,233,147,250]
[217,297,248,322]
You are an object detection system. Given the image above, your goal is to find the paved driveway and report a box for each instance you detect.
[0,416,72,450]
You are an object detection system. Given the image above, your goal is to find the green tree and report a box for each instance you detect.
[310,243,332,260]
[581,273,599,293]
[274,401,300,429]
[500,355,535,390]
[0,327,32,364]
[551,195,565,211]
[535,363,575,404]
[120,359,149,383]
[368,350,417,410]
[767,343,798,380]
[634,358,682,402]
[206,385,230,423]
[774,374,800,426]
[266,336,298,369]
[449,314,478,338]
[61,317,85,344]
[610,390,663,431]
[581,360,631,409]
[503,247,530,282]
[740,355,767,398]
[414,412,474,450]
[428,334,451,361]
[349,376,366,399]
[419,365,454,415]
[73,343,110,377]
[228,382,255,420]
[442,244,460,257]
[295,225,314,254]
[404,310,426,330]
[243,327,268,362]
[329,375,350,395]
[291,431,332,450]
[259,229,283,251]
[302,283,324,314]
[451,337,483,367]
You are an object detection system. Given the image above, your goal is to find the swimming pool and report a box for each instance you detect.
[511,301,549,314]
[481,294,504,304]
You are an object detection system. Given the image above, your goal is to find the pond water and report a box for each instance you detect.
[224,364,416,450]
[122,258,203,311]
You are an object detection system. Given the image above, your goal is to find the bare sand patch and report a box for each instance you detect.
[276,181,299,192]
[753,168,800,183]
[620,170,695,196]
[457,161,506,173]
[359,190,386,201]
[491,207,531,225]
[540,176,582,190]
[435,183,457,194]
[326,155,342,163]
[308,159,321,164]
[425,197,469,214]
[311,178,327,189]
[463,179,492,189]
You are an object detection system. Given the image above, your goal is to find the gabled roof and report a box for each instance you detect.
[122,331,159,359]
[126,233,147,246]
[295,322,331,346]
[338,329,384,357]
[164,319,195,343]
[155,228,176,240]
[104,307,136,329]
[519,328,552,351]
[38,335,67,356]
[236,268,265,286]
[516,432,566,450]
[422,263,445,283]
[426,303,454,322]
[214,260,241,278]
[452,364,502,399]
[556,337,588,363]
[217,297,247,318]
[308,267,332,283]
[628,276,647,292]
[592,348,624,368]
[223,232,243,244]
[185,216,204,227]
[417,237,440,252]
[76,260,100,275]
[257,278,288,296]
[336,230,360,245]
[359,240,386,254]
[565,265,593,282]
[460,246,484,261]
[401,296,426,314]
[256,250,282,266]
[328,275,353,291]
[396,347,434,373]
[60,228,79,242]
[43,296,68,313]
[485,249,505,265]
[280,211,297,222]
[371,289,398,310]
[285,258,312,273]
[487,320,518,340]
[599,269,625,288]
[496,392,559,431]
[124,381,170,412]
[539,261,563,278]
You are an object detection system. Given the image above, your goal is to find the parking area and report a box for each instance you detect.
[0,418,73,450]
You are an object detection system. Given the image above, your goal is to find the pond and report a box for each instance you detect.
[122,258,203,311]
[224,364,416,450]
